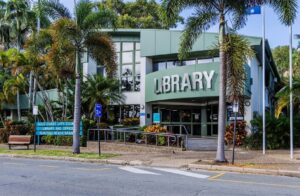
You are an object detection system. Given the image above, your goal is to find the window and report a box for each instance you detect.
[153,62,166,71]
[135,51,141,63]
[198,58,213,64]
[121,65,133,91]
[97,66,105,76]
[122,42,134,51]
[114,42,121,52]
[182,60,196,66]
[134,64,141,91]
[122,51,133,64]
[116,42,141,92]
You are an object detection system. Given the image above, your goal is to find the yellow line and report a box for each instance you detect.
[208,172,225,180]
[73,168,111,172]
[210,178,300,190]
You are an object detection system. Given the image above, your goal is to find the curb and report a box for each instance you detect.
[0,154,136,166]
[188,163,300,178]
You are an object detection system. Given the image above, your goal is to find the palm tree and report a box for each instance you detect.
[82,75,124,119]
[225,33,254,112]
[275,78,300,118]
[163,0,297,162]
[46,0,117,154]
[3,0,35,121]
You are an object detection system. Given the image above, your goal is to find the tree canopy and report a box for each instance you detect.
[100,0,183,29]
[272,46,300,79]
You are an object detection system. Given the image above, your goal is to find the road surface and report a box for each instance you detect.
[0,157,299,196]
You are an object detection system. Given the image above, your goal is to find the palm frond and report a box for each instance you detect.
[39,0,71,20]
[85,32,117,78]
[179,8,218,60]
[267,0,298,26]
[224,33,254,113]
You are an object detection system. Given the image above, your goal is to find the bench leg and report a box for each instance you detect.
[27,145,29,150]
[8,145,11,150]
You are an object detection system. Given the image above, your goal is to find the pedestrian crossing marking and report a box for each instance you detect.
[153,167,209,179]
[119,166,160,175]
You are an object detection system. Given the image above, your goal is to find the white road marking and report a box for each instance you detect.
[73,167,111,172]
[119,167,160,175]
[153,168,209,179]
[2,162,26,166]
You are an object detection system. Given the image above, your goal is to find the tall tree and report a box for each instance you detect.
[3,0,35,121]
[272,46,300,79]
[100,0,183,28]
[163,0,297,162]
[48,0,117,154]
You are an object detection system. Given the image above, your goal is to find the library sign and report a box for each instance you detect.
[35,122,83,136]
[154,70,215,94]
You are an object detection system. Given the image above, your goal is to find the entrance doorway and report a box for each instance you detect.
[152,104,218,137]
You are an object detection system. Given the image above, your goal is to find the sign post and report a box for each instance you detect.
[232,101,239,164]
[95,103,102,156]
[33,105,38,152]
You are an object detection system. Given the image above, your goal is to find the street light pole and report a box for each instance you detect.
[289,26,293,159]
[262,5,266,155]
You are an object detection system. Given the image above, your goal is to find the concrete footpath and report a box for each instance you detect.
[1,142,300,178]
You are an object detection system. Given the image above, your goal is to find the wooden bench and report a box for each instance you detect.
[8,135,31,150]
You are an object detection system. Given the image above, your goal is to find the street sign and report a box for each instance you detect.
[95,103,102,118]
[233,101,239,113]
[33,105,38,116]
[153,113,160,124]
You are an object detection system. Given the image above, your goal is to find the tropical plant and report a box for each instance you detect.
[2,0,35,121]
[99,0,183,29]
[163,0,298,162]
[272,46,300,79]
[223,33,255,114]
[82,75,123,119]
[275,78,300,117]
[245,114,300,149]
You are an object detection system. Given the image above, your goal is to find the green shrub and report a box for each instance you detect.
[122,117,140,126]
[0,128,10,143]
[42,135,73,146]
[245,114,290,149]
[0,121,33,143]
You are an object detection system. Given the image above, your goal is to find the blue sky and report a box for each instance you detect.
[61,0,300,49]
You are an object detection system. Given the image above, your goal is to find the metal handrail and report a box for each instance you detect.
[87,128,188,150]
[162,124,190,135]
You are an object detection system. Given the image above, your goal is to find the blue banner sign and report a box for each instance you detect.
[35,121,83,136]
[153,113,161,124]
[95,103,102,118]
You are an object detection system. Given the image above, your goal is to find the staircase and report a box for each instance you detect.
[186,137,219,151]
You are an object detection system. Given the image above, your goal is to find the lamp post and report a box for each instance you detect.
[232,100,239,165]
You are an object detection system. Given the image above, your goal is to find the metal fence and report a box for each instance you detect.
[87,128,188,150]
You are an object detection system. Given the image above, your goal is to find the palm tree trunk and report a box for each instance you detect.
[73,51,81,154]
[16,21,21,121]
[28,70,33,110]
[215,13,227,162]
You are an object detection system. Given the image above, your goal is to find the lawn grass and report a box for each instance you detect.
[0,148,117,160]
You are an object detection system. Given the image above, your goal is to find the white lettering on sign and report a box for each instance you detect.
[154,71,215,94]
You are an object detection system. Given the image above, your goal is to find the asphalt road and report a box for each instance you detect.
[0,157,300,196]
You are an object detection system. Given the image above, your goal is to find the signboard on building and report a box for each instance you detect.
[35,122,83,136]
[153,113,161,124]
